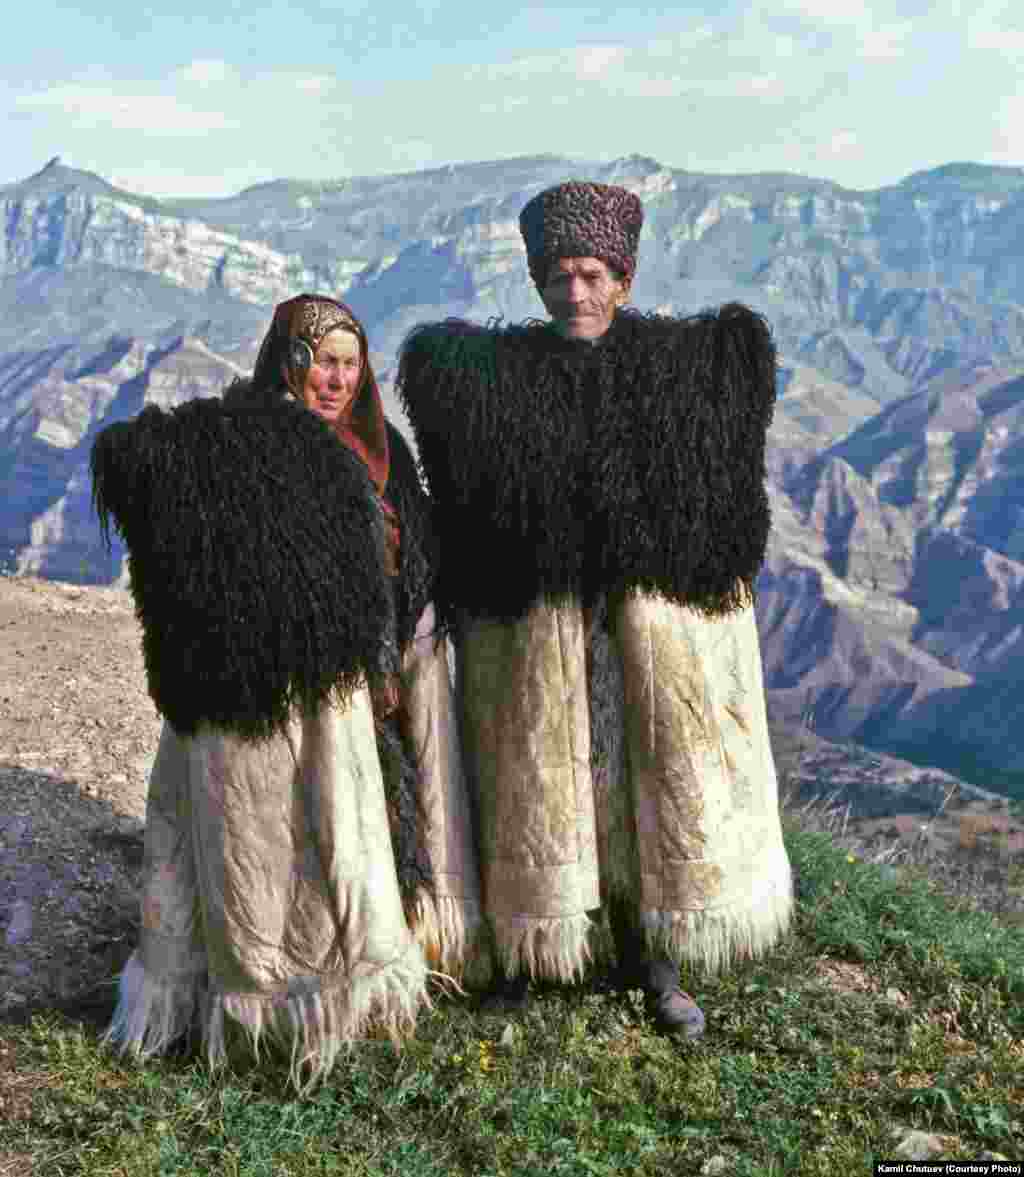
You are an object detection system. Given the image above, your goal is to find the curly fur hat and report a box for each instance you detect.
[519,181,644,290]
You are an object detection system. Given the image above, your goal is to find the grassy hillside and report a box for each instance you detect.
[1,794,1021,1176]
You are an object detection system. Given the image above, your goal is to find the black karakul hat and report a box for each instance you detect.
[519,181,644,289]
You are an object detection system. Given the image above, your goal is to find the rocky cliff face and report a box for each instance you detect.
[3,153,1024,798]
[8,154,1024,379]
[1,159,335,309]
[761,362,1024,795]
[0,334,246,582]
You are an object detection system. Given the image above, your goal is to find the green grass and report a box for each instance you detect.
[2,810,1022,1176]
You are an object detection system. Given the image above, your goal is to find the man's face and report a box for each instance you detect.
[540,256,631,341]
[294,328,362,426]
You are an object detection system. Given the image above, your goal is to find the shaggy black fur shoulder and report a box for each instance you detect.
[90,396,394,741]
[221,378,438,650]
[397,304,776,625]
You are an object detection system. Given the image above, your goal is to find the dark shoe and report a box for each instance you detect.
[480,972,530,1014]
[641,959,705,1039]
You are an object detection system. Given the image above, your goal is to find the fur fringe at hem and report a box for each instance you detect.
[102,952,202,1061]
[490,912,594,983]
[409,888,485,979]
[104,945,432,1094]
[640,883,793,976]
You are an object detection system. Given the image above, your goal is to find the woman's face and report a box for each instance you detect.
[299,328,362,426]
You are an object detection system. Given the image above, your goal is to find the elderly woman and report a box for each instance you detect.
[92,294,481,1089]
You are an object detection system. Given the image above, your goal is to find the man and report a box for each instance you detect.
[397,182,792,1036]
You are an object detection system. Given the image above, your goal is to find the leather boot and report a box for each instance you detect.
[640,958,706,1039]
[608,898,705,1038]
[480,972,530,1013]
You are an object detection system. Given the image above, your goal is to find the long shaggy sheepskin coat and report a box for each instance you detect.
[397,305,792,983]
[91,388,481,1089]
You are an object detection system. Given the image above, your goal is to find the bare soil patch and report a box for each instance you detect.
[0,575,158,1024]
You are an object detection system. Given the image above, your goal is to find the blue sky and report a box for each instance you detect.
[4,0,1021,198]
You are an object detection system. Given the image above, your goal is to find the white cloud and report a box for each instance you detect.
[743,73,786,96]
[990,92,1024,160]
[477,96,529,116]
[749,0,916,68]
[386,140,434,170]
[968,20,1024,56]
[576,46,626,77]
[179,59,232,85]
[622,75,688,99]
[776,0,872,26]
[619,70,788,101]
[857,21,912,59]
[467,43,627,84]
[295,75,334,94]
[772,33,799,57]
[16,85,237,135]
[463,29,799,107]
[646,26,715,56]
[824,130,861,156]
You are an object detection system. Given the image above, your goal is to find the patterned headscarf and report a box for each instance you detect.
[252,293,390,501]
[519,181,644,291]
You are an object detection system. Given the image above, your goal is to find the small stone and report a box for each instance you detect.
[701,1157,728,1176]
[499,1023,518,1050]
[892,1128,946,1161]
[4,900,34,946]
[885,987,908,1006]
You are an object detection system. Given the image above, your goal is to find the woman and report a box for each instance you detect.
[93,294,482,1090]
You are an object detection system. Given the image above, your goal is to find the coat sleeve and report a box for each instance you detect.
[592,303,777,612]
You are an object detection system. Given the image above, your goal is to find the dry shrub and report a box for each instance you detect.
[957,813,1014,856]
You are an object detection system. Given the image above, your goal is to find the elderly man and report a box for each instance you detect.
[397,181,792,1035]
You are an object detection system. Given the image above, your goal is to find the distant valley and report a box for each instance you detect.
[2,153,1024,801]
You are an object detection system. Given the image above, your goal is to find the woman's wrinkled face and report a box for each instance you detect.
[298,328,362,426]
[540,256,630,341]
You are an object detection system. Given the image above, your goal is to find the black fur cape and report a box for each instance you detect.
[90,395,397,742]
[397,304,776,629]
[222,379,438,653]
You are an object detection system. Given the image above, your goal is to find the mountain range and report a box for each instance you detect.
[3,152,1024,800]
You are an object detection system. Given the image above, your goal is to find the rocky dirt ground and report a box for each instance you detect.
[1,575,1021,1034]
[1,575,157,1025]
